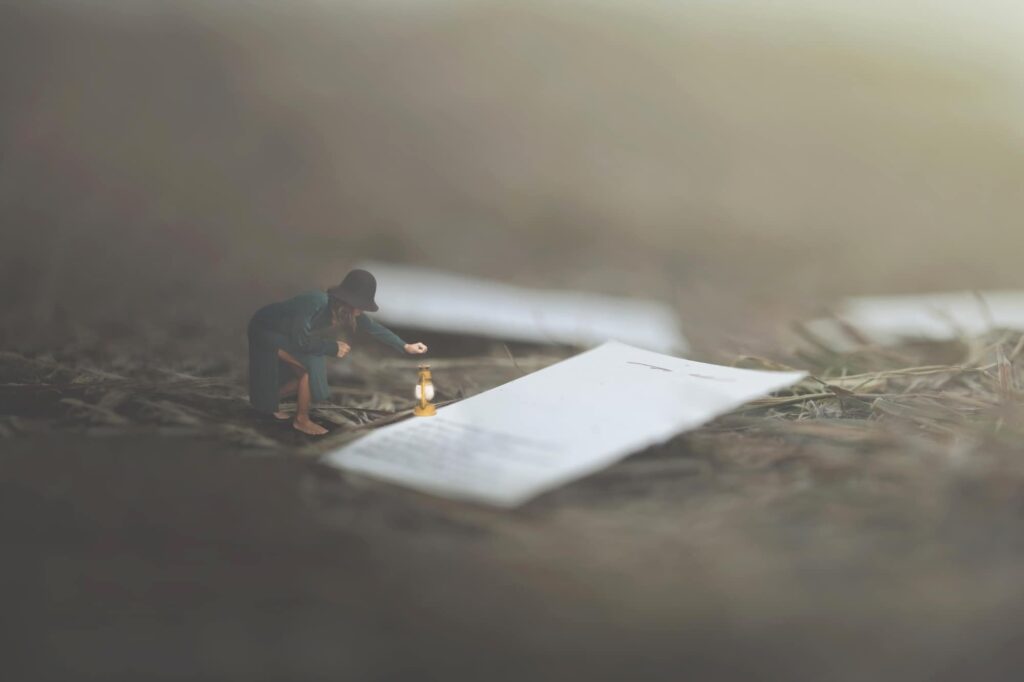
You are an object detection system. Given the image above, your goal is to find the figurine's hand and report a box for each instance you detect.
[336,341,351,358]
[404,342,428,354]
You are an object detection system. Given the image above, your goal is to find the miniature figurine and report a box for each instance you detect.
[247,268,428,435]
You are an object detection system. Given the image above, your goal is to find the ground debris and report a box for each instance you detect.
[4,332,1024,488]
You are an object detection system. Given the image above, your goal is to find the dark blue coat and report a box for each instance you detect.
[247,291,407,413]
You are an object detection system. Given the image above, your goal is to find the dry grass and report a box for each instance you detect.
[750,325,1024,441]
[4,323,1024,484]
[0,320,1018,413]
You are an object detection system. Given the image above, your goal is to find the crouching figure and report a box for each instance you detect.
[247,269,427,435]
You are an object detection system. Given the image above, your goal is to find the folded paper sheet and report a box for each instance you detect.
[806,291,1024,351]
[357,261,688,354]
[323,341,805,507]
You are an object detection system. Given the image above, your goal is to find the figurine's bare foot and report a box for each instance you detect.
[272,411,291,421]
[292,417,328,436]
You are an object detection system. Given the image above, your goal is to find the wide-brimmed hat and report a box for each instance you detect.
[327,269,379,312]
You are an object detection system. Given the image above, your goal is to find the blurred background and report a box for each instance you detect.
[4,1,1024,680]
[2,0,1022,352]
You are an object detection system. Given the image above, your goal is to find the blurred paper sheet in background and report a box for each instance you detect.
[323,341,805,507]
[358,262,688,354]
[804,291,1024,351]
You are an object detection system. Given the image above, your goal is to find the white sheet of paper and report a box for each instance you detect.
[806,291,1024,350]
[322,341,805,507]
[357,261,688,354]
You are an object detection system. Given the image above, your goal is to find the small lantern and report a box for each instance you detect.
[413,364,437,417]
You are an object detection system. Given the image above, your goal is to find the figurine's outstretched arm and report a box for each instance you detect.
[358,315,428,354]
[358,314,408,353]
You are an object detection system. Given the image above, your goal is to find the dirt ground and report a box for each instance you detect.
[7,322,1024,681]
[4,1,1024,680]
